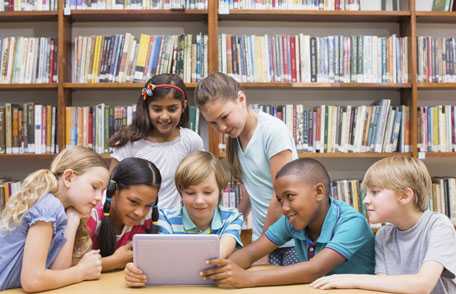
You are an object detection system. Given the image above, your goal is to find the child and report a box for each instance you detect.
[311,156,456,294]
[201,158,375,288]
[0,146,109,292]
[195,72,298,265]
[87,157,161,272]
[124,151,244,287]
[109,73,203,211]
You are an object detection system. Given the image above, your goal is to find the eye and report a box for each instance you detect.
[129,199,139,206]
[167,106,178,112]
[184,191,195,196]
[221,114,229,120]
[286,193,295,201]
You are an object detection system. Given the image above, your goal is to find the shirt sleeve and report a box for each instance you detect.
[157,209,173,234]
[183,129,204,153]
[263,117,297,160]
[221,210,244,247]
[111,142,133,162]
[374,227,387,275]
[423,215,456,279]
[264,216,293,247]
[24,194,66,228]
[326,213,373,260]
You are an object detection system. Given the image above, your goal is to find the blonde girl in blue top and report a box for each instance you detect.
[0,146,109,292]
[124,151,244,287]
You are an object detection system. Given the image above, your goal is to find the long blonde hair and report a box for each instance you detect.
[0,146,107,259]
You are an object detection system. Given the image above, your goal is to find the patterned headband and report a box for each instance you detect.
[142,83,187,101]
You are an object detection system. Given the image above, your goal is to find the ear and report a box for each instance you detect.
[314,183,327,202]
[398,187,415,206]
[61,169,76,189]
[237,90,247,105]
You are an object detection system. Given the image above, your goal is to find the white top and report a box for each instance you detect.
[238,111,298,242]
[111,128,204,210]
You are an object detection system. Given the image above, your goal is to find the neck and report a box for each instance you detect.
[192,218,211,232]
[393,208,423,231]
[56,180,70,209]
[148,127,179,143]
[307,199,330,241]
[238,108,257,146]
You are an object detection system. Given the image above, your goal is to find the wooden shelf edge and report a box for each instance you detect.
[298,152,412,158]
[240,82,411,89]
[0,83,58,89]
[0,11,57,21]
[423,152,456,158]
[417,83,456,89]
[64,82,197,89]
[0,153,56,159]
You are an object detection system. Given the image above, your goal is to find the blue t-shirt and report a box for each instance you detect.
[158,206,244,247]
[0,193,67,290]
[265,198,375,274]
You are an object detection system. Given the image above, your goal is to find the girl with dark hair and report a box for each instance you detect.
[109,74,203,211]
[87,157,161,272]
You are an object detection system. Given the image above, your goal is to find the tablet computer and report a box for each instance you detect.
[133,234,220,285]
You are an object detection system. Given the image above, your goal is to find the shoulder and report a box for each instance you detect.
[257,111,289,133]
[111,140,146,159]
[180,128,203,146]
[333,199,371,231]
[218,206,243,223]
[24,193,66,226]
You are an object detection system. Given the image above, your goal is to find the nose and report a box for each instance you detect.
[194,194,205,205]
[363,193,371,205]
[134,206,146,218]
[217,122,228,133]
[281,200,290,214]
[94,190,103,203]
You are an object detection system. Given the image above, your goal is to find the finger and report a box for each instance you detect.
[201,265,229,277]
[320,283,336,290]
[126,242,133,249]
[125,273,147,284]
[205,271,231,281]
[206,258,228,266]
[126,281,146,288]
[125,263,144,275]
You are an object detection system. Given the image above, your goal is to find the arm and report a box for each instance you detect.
[220,235,237,259]
[229,234,278,269]
[20,222,102,293]
[311,261,444,294]
[101,243,133,272]
[263,150,293,230]
[51,208,80,269]
[203,246,345,289]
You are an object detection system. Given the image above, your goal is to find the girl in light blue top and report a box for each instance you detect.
[0,146,109,292]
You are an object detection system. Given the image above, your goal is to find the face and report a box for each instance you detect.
[65,166,109,217]
[363,187,401,224]
[111,184,158,227]
[274,175,322,231]
[200,93,248,138]
[181,172,219,228]
[148,93,185,138]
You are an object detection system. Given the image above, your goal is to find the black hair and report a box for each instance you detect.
[109,73,189,148]
[276,158,331,197]
[99,157,162,257]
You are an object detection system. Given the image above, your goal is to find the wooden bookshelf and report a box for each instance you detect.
[240,82,412,89]
[63,82,197,89]
[415,11,456,23]
[68,9,208,22]
[0,153,55,159]
[0,11,57,21]
[298,152,412,159]
[424,152,456,158]
[417,83,456,90]
[220,9,411,22]
[0,83,58,89]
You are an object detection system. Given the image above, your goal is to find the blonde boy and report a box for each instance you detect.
[312,156,456,294]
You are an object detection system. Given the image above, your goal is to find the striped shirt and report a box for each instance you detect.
[158,206,244,246]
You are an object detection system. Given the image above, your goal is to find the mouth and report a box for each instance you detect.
[127,215,140,223]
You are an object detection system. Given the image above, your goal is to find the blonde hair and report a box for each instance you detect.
[194,72,243,181]
[362,156,432,212]
[175,151,228,198]
[0,146,107,259]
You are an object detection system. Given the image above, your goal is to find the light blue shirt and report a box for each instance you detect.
[238,111,298,241]
[158,206,244,247]
[0,193,67,290]
[265,198,375,274]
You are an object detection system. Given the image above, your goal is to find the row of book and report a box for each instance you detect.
[431,177,456,224]
[219,0,402,11]
[72,33,207,84]
[418,105,456,152]
[0,103,57,154]
[417,0,456,11]
[417,36,456,83]
[219,34,408,84]
[251,99,410,153]
[222,183,241,210]
[66,0,206,10]
[0,0,56,11]
[0,179,21,212]
[65,104,200,154]
[0,37,58,84]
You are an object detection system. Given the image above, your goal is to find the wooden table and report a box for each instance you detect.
[4,270,388,294]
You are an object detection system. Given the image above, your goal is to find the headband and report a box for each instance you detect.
[142,83,187,101]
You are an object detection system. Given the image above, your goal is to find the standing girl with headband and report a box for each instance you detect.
[109,74,204,210]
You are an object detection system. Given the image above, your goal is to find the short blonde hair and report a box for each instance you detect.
[175,151,228,197]
[362,156,432,211]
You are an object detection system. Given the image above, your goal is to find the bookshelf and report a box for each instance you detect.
[0,0,455,173]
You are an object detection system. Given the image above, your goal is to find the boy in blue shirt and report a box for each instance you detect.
[202,158,374,288]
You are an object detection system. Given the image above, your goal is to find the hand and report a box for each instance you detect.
[112,242,133,269]
[310,274,357,290]
[201,259,253,289]
[77,250,102,281]
[125,262,147,288]
[65,207,81,229]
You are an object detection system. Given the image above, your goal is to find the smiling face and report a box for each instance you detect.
[200,94,248,138]
[65,166,109,217]
[274,175,322,231]
[363,187,401,224]
[110,184,158,227]
[181,172,219,230]
[148,93,186,139]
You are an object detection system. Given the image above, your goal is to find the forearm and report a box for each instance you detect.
[220,236,236,259]
[229,244,264,269]
[101,255,129,272]
[51,224,79,269]
[22,266,84,293]
[349,274,436,294]
[246,262,321,287]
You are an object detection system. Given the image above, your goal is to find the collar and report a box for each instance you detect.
[182,206,223,233]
